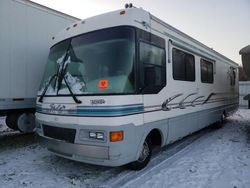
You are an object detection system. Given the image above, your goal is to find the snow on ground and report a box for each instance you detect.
[0,117,7,132]
[0,109,250,188]
[125,110,250,188]
[0,117,18,135]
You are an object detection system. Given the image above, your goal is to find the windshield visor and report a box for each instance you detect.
[38,26,136,96]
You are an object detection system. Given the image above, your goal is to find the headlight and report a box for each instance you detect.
[89,131,104,140]
[96,132,104,140]
[89,132,97,138]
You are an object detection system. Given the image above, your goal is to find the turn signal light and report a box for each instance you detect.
[110,131,124,142]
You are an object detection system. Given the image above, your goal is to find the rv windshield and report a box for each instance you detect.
[38,26,136,96]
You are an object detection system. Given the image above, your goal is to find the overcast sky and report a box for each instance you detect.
[32,0,250,65]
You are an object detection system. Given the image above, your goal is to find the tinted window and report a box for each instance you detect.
[201,59,214,83]
[38,27,136,96]
[172,48,195,81]
[140,42,166,94]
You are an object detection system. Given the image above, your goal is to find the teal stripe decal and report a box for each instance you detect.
[36,104,144,117]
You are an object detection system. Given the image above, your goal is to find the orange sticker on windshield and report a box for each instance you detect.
[98,80,108,90]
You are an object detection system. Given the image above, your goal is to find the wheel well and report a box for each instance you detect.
[223,110,227,117]
[6,108,35,116]
[147,129,162,146]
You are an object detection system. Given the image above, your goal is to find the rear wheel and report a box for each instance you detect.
[17,113,36,133]
[127,137,152,170]
[6,112,36,133]
[5,113,20,131]
[214,112,226,129]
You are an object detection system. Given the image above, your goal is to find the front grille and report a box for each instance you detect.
[43,125,76,143]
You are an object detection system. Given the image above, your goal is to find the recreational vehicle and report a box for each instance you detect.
[0,0,79,132]
[36,5,239,170]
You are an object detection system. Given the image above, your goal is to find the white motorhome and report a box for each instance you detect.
[0,0,79,132]
[36,5,239,170]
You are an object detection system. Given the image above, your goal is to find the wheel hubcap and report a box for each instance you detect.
[17,113,36,133]
[138,141,150,162]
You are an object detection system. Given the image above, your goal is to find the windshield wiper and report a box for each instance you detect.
[63,76,82,104]
[57,61,82,104]
[38,74,57,103]
[38,73,82,104]
[54,59,82,104]
[55,45,83,104]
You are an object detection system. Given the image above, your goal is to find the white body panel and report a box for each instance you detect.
[0,0,78,111]
[36,7,239,167]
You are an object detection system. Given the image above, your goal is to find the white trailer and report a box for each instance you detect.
[36,5,239,170]
[0,0,79,132]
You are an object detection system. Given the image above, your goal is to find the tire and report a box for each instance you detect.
[127,137,152,170]
[214,113,226,129]
[5,113,21,131]
[5,112,36,133]
[17,113,36,133]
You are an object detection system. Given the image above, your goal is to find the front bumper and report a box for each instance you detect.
[36,120,143,167]
[38,135,109,160]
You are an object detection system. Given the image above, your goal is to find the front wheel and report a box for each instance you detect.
[127,137,152,170]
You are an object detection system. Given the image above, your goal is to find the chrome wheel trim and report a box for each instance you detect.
[17,113,36,133]
[138,141,150,162]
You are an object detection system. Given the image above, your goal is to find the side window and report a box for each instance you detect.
[140,42,166,94]
[200,59,214,83]
[172,48,195,81]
